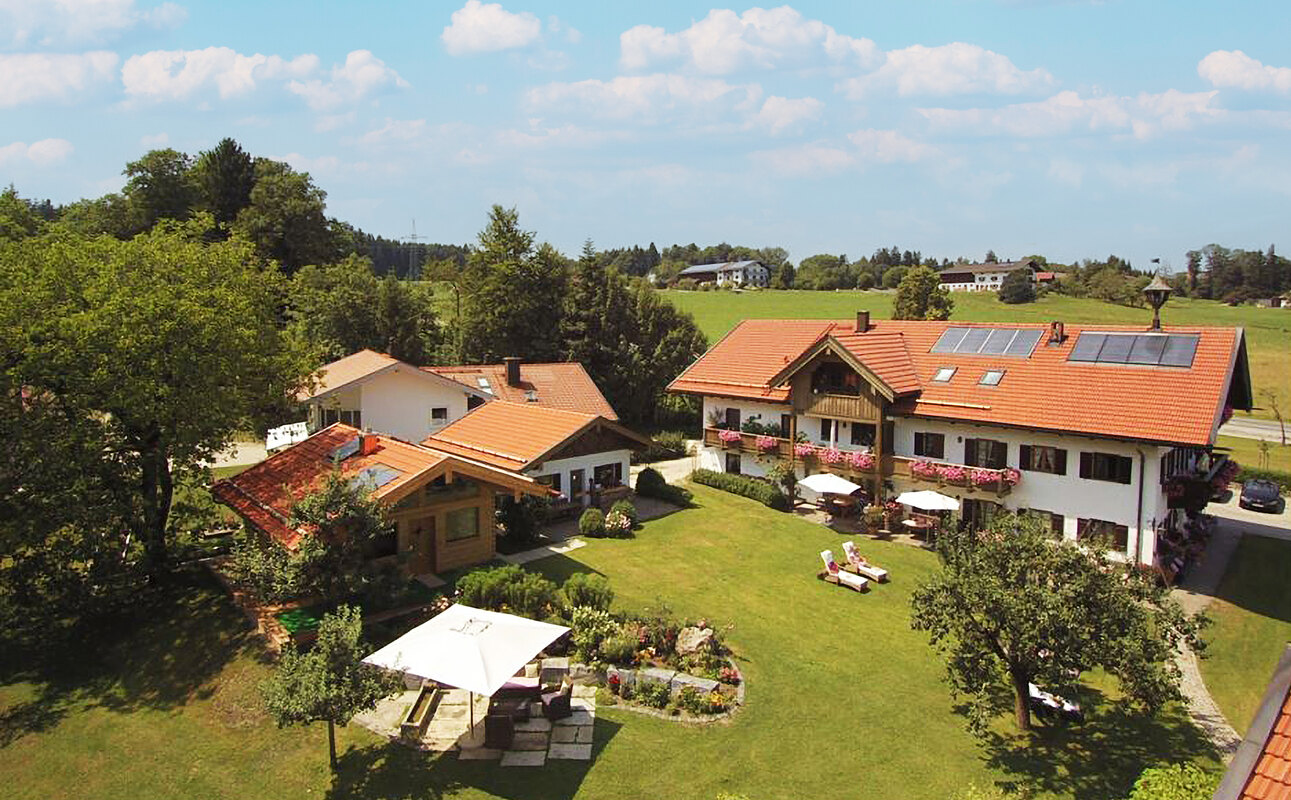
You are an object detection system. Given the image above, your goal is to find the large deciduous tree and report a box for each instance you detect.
[123,148,197,229]
[0,217,311,576]
[233,159,343,274]
[892,266,954,320]
[910,513,1202,734]
[262,605,400,770]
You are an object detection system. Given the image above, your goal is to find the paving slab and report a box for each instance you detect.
[500,750,546,767]
[515,717,552,733]
[512,731,549,751]
[574,725,593,744]
[414,572,446,590]
[550,726,581,743]
[458,748,502,761]
[547,743,593,761]
[554,710,594,726]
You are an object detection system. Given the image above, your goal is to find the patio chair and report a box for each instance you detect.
[842,541,889,583]
[541,680,573,721]
[493,675,541,700]
[484,713,515,750]
[819,550,868,592]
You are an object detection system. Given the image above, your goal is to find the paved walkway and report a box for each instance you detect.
[1171,522,1245,760]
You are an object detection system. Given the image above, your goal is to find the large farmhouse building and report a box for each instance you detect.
[938,259,1041,292]
[669,311,1251,575]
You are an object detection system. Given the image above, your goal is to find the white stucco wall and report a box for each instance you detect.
[698,394,1172,565]
[308,367,475,443]
[527,449,632,505]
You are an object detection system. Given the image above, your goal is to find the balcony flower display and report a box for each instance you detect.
[755,435,778,453]
[938,464,967,483]
[910,460,940,479]
[1002,467,1021,487]
[970,468,999,487]
[794,442,818,458]
[718,428,742,444]
[820,446,843,465]
[1211,459,1240,492]
[846,451,875,471]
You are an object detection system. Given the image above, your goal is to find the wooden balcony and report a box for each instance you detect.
[703,427,794,458]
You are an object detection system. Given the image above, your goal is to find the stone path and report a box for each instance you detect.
[1170,524,1244,760]
[499,538,587,566]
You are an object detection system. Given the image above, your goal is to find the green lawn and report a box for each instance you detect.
[1217,435,1291,474]
[1198,535,1291,736]
[662,289,1291,422]
[0,486,1216,799]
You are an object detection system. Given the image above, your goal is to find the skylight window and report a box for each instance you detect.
[932,367,956,383]
[348,465,403,491]
[476,377,493,395]
[979,370,1005,386]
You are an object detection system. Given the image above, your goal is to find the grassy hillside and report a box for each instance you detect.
[662,289,1291,421]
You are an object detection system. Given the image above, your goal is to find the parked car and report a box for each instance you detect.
[1239,479,1285,513]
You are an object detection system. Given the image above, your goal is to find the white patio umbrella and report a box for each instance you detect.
[894,489,960,511]
[363,603,570,727]
[798,472,864,496]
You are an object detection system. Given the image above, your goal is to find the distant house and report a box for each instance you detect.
[938,259,1042,292]
[423,401,650,515]
[299,351,620,444]
[677,260,771,288]
[212,424,549,574]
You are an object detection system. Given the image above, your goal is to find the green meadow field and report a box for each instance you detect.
[661,288,1291,422]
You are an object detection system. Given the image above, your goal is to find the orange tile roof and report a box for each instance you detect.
[300,349,400,401]
[423,401,646,471]
[426,362,618,419]
[1219,647,1291,800]
[212,424,446,548]
[670,318,1244,446]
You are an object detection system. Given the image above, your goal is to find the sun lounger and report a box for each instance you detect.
[842,541,889,582]
[1027,682,1084,725]
[819,550,868,592]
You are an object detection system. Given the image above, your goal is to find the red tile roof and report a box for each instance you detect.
[426,362,618,419]
[670,318,1246,447]
[212,424,544,549]
[423,401,648,471]
[1218,646,1291,800]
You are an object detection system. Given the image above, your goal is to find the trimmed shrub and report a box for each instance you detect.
[636,467,693,507]
[691,468,791,511]
[1125,763,1219,799]
[579,508,606,537]
[603,510,633,538]
[609,499,638,527]
[563,572,613,611]
[457,565,560,618]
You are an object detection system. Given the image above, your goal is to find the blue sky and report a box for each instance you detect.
[3,0,1290,268]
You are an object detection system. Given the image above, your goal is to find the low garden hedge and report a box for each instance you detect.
[636,467,692,507]
[690,468,790,511]
[1236,465,1291,492]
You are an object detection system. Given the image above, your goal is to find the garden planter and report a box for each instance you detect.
[400,683,440,741]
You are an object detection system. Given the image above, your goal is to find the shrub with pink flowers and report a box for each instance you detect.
[718,428,741,444]
[794,442,817,458]
[820,446,843,465]
[755,435,778,453]
[938,464,967,483]
[970,468,998,487]
[911,460,940,479]
[847,451,875,470]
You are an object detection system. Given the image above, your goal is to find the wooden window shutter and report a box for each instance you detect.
[964,438,978,467]
[992,441,1007,469]
[914,432,925,456]
[1020,445,1032,470]
[1079,452,1092,479]
[1054,449,1068,475]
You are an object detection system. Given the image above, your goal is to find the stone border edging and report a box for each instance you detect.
[595,657,746,725]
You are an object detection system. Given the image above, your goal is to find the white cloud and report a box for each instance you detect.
[547,15,581,44]
[1198,50,1291,93]
[287,50,407,111]
[620,6,877,75]
[847,128,938,163]
[0,0,186,46]
[0,52,118,107]
[841,42,1053,98]
[442,0,541,55]
[496,123,628,149]
[917,89,1220,139]
[525,73,762,121]
[140,131,169,146]
[749,143,854,176]
[0,138,74,166]
[1047,157,1084,187]
[122,47,318,101]
[749,95,823,134]
[359,118,427,145]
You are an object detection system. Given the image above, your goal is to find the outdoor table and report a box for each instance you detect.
[488,695,532,722]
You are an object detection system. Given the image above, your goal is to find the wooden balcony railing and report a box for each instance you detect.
[703,427,794,458]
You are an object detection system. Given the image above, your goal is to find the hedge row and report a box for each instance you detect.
[690,468,791,511]
[1236,465,1291,492]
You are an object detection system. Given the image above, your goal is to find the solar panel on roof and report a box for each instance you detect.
[1159,334,1200,367]
[1004,329,1044,357]
[349,465,402,491]
[958,328,991,353]
[1067,332,1199,368]
[979,328,1018,355]
[330,437,360,463]
[931,327,969,353]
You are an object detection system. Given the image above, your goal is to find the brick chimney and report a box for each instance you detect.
[503,356,522,387]
[855,310,870,332]
[358,431,380,456]
[1048,320,1066,345]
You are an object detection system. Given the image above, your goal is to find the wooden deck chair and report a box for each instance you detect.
[819,550,868,592]
[842,541,889,582]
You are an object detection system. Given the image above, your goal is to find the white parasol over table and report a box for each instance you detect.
[798,472,865,496]
[894,489,960,511]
